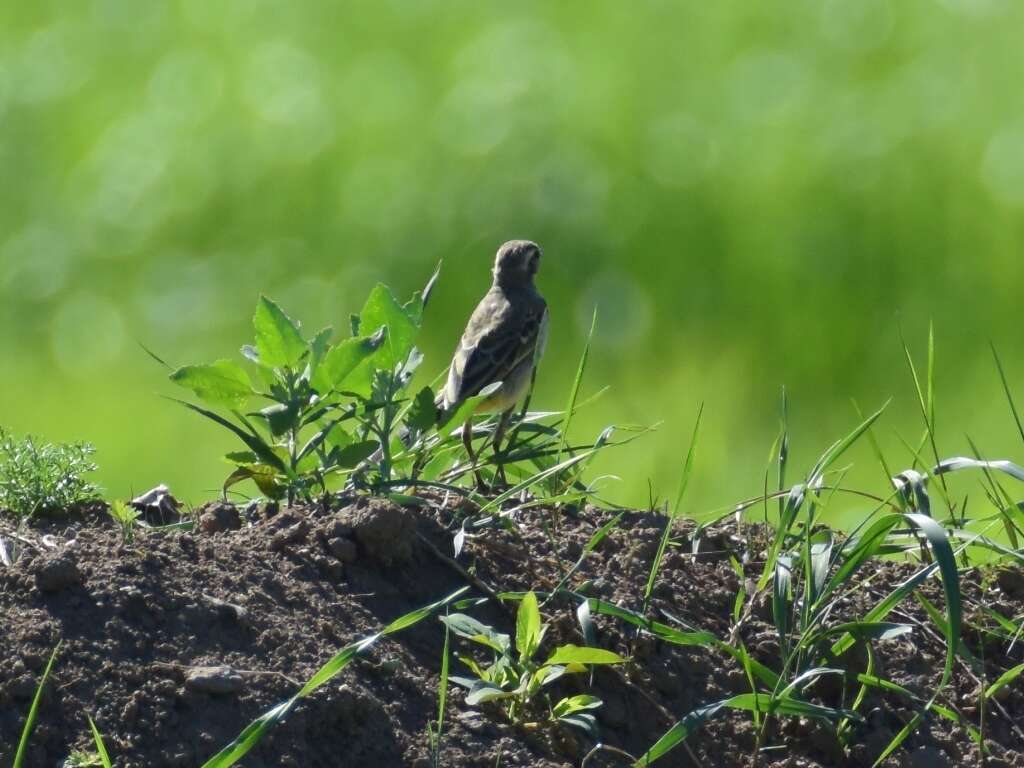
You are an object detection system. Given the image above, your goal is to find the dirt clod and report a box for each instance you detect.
[268,516,310,551]
[185,665,244,695]
[325,536,358,563]
[31,552,82,592]
[996,567,1024,598]
[198,502,242,534]
[347,499,416,565]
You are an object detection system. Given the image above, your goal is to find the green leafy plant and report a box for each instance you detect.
[443,591,624,736]
[0,428,99,518]
[63,754,103,768]
[165,270,637,510]
[108,500,141,544]
[168,271,438,503]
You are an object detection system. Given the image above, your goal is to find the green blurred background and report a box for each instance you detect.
[2,0,1024,522]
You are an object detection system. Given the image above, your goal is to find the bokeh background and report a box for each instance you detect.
[3,0,1024,522]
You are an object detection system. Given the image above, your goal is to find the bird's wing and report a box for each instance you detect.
[446,294,547,406]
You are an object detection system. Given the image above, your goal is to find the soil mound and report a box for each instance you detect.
[1,499,1022,767]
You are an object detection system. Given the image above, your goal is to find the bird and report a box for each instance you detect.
[437,240,548,488]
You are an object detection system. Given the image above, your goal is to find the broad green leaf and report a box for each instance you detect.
[223,464,284,499]
[360,283,418,370]
[333,440,379,468]
[552,694,602,718]
[465,680,512,705]
[516,591,542,663]
[253,296,306,369]
[529,664,567,692]
[304,326,333,383]
[311,328,387,394]
[170,360,254,409]
[558,711,599,738]
[224,450,260,465]
[257,401,300,437]
[439,614,510,654]
[404,386,438,433]
[544,644,624,666]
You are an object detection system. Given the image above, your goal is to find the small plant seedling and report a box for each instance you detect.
[108,500,141,544]
[0,427,99,518]
[62,752,104,768]
[443,591,624,737]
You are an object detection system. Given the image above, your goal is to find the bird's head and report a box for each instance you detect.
[492,240,541,288]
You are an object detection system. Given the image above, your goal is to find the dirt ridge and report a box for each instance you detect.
[1,499,1022,767]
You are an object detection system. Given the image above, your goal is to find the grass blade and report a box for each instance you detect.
[634,699,729,765]
[868,513,961,767]
[643,403,703,613]
[201,587,467,768]
[555,307,596,470]
[14,643,60,768]
[991,343,1024,446]
[985,663,1024,700]
[87,715,114,768]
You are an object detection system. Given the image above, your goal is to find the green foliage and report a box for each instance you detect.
[107,500,141,544]
[62,753,105,768]
[168,278,439,503]
[0,428,99,518]
[443,591,624,736]
[167,267,633,507]
[631,381,1012,765]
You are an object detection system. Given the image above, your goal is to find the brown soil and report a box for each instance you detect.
[1,497,1022,768]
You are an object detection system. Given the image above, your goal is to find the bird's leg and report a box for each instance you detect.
[463,418,486,490]
[491,408,514,489]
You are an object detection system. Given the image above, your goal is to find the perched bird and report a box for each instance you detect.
[438,240,548,487]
